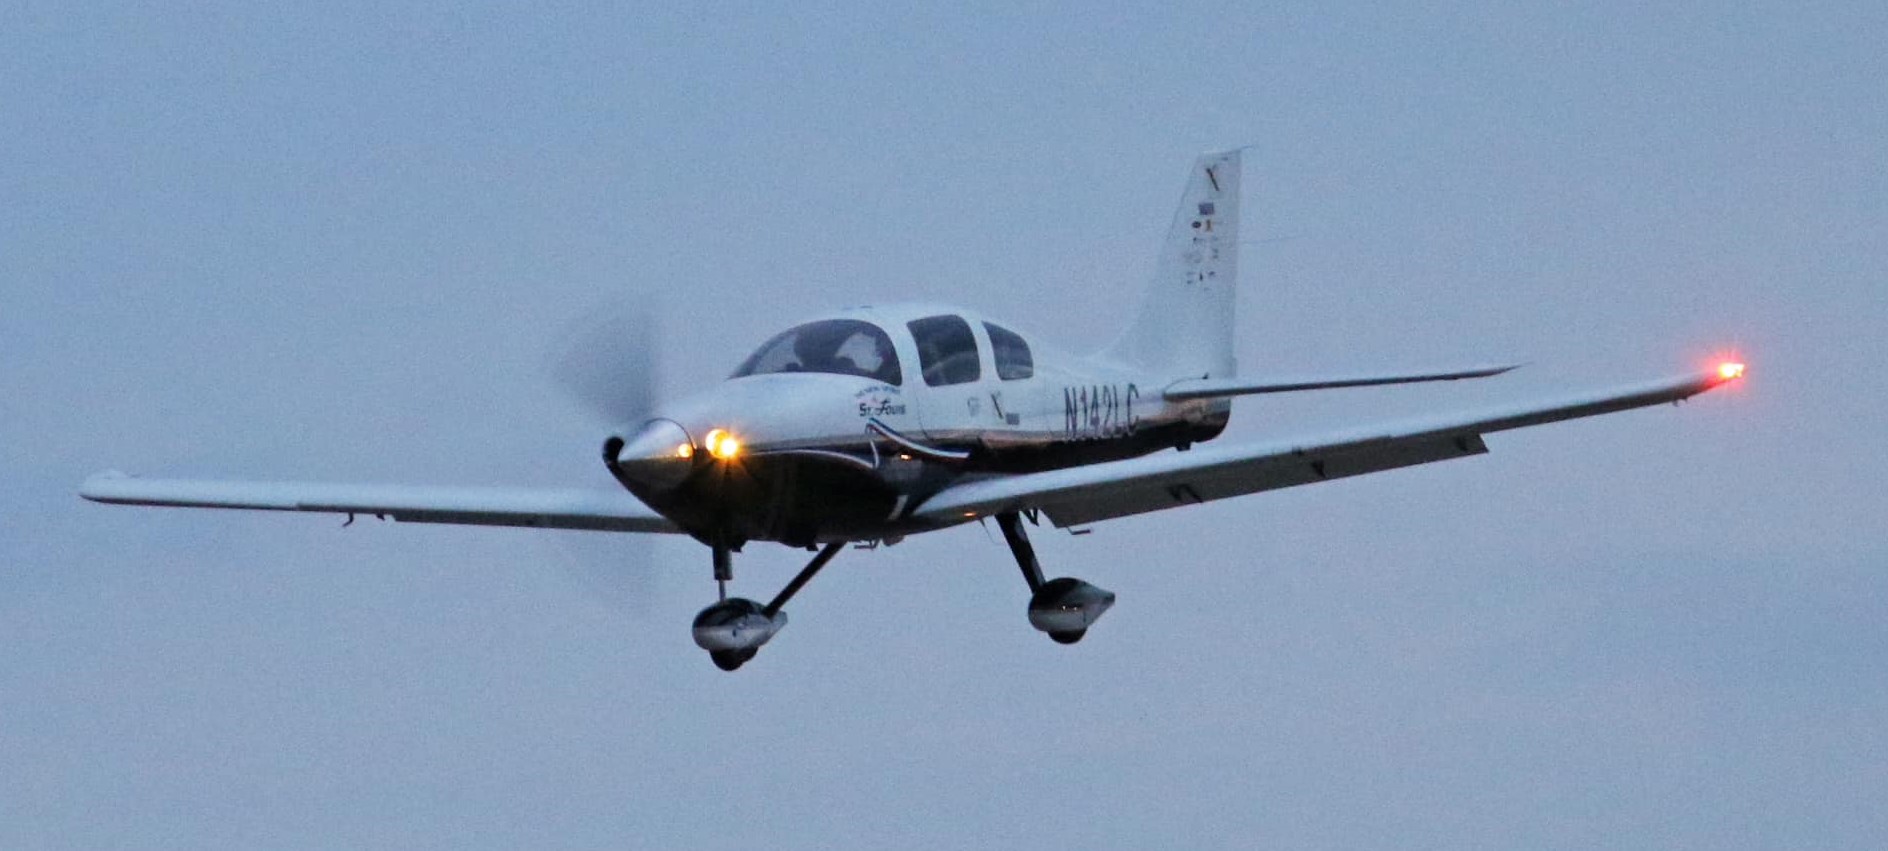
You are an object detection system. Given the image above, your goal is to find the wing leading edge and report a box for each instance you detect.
[80,473,680,534]
[914,367,1742,528]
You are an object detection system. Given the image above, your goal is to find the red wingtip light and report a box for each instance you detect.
[1717,362,1746,381]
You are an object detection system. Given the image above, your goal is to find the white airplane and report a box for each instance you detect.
[81,150,1746,670]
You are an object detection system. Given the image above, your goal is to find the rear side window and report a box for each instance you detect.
[907,314,981,386]
[984,322,1033,380]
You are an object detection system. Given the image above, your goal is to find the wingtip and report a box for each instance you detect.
[80,469,132,501]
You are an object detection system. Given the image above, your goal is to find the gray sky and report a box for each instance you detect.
[4,2,1884,847]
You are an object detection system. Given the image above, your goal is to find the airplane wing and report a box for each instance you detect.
[1162,363,1520,400]
[915,366,1742,528]
[79,473,681,534]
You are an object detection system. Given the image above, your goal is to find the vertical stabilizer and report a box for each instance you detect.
[1102,150,1241,379]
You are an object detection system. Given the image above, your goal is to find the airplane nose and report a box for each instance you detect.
[612,418,695,491]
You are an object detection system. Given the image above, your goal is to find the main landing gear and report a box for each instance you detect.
[691,515,1110,669]
[691,540,844,671]
[995,512,1115,644]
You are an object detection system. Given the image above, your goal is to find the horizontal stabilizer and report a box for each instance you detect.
[80,472,680,534]
[1162,363,1520,401]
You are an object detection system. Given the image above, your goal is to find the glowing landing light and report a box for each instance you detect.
[1718,362,1746,381]
[675,444,694,460]
[703,428,741,460]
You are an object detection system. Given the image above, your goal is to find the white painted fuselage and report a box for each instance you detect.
[608,302,1229,547]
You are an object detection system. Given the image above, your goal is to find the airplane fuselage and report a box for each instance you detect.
[606,302,1230,548]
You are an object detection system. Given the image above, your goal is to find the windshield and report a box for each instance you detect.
[732,319,903,385]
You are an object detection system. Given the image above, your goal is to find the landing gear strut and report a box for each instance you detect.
[692,541,844,671]
[713,543,733,601]
[995,512,1115,644]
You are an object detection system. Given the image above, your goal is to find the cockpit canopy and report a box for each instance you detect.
[732,318,903,385]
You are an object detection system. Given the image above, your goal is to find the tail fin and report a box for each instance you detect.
[1101,149,1241,379]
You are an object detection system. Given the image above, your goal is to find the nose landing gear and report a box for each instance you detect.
[691,540,844,671]
[995,512,1115,644]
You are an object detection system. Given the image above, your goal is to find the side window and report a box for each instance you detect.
[984,322,1033,380]
[907,314,981,386]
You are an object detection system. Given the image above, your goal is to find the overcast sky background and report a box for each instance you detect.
[4,2,1885,848]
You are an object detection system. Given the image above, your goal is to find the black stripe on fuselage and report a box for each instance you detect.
[626,417,1227,547]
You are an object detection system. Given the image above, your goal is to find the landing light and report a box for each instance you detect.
[1718,362,1746,381]
[703,428,741,460]
[675,444,694,460]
